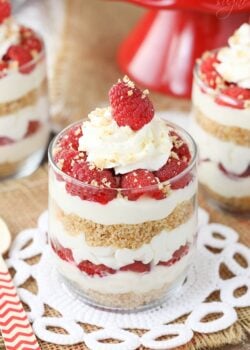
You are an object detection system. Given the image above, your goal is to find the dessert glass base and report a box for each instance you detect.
[200,184,250,217]
[57,260,189,312]
[0,147,46,180]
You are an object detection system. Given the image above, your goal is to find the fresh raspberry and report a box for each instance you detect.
[215,86,250,109]
[0,60,8,78]
[200,53,221,89]
[0,136,14,146]
[121,169,165,201]
[59,124,83,151]
[170,130,191,162]
[51,242,74,263]
[0,0,11,24]
[66,161,118,204]
[25,121,40,137]
[22,36,43,53]
[77,260,116,277]
[5,45,34,74]
[219,163,250,178]
[158,245,189,267]
[109,78,154,131]
[54,148,79,175]
[120,261,150,273]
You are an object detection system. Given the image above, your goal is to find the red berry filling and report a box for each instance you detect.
[0,136,14,146]
[158,245,189,267]
[154,131,192,190]
[58,124,83,151]
[0,0,11,24]
[215,86,250,109]
[77,261,116,277]
[121,169,165,201]
[5,45,34,74]
[1,23,43,75]
[219,163,250,179]
[51,241,74,263]
[51,240,189,277]
[200,53,222,89]
[65,161,118,204]
[25,121,41,137]
[109,78,154,131]
[120,261,151,273]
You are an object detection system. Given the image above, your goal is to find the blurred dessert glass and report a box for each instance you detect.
[191,23,250,214]
[0,1,49,179]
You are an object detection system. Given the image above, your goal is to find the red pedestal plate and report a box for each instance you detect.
[116,0,250,98]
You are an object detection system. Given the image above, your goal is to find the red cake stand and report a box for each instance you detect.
[116,0,250,98]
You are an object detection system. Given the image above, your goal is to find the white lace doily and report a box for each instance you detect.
[6,208,250,350]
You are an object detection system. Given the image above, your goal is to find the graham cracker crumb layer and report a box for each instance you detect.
[52,196,195,249]
[201,183,250,213]
[0,79,47,116]
[194,108,250,147]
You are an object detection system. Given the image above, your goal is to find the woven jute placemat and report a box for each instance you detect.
[0,165,249,350]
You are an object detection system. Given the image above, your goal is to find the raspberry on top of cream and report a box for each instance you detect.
[78,107,172,174]
[215,23,250,89]
[79,77,172,174]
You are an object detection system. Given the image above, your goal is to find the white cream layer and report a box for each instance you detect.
[0,61,46,103]
[0,123,49,163]
[192,81,250,130]
[52,249,191,294]
[0,96,49,140]
[191,120,250,174]
[50,214,196,269]
[50,172,196,225]
[199,161,250,198]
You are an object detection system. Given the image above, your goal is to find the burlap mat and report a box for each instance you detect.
[0,0,249,348]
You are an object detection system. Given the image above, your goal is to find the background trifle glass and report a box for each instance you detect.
[0,2,49,179]
[48,78,198,310]
[191,24,250,214]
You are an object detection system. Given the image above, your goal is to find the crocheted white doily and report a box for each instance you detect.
[6,208,250,350]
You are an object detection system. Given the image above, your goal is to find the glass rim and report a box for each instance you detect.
[1,31,45,76]
[48,119,197,191]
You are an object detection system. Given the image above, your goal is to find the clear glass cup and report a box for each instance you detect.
[48,121,198,311]
[0,36,50,180]
[191,54,250,214]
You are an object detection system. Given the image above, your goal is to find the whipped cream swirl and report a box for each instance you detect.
[78,107,172,174]
[0,18,20,59]
[215,23,250,89]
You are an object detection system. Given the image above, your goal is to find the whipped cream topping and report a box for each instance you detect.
[78,107,172,174]
[215,23,250,89]
[0,18,20,59]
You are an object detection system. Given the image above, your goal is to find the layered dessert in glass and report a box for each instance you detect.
[191,23,250,213]
[0,0,49,179]
[48,77,197,310]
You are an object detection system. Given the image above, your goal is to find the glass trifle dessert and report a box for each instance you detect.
[191,23,250,213]
[48,77,197,310]
[0,0,49,179]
